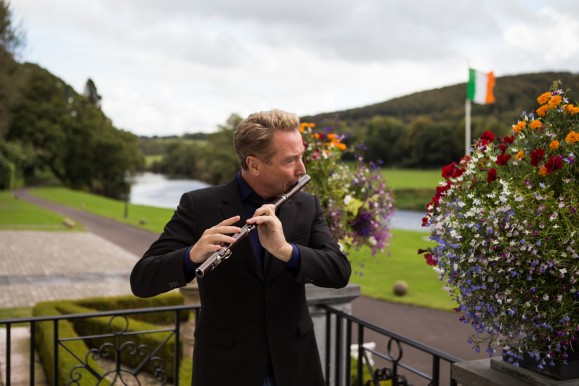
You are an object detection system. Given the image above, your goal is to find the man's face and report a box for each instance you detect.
[256,129,306,198]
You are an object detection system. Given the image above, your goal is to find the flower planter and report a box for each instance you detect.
[503,339,579,381]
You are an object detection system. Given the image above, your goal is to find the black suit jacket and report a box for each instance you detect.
[130,177,351,386]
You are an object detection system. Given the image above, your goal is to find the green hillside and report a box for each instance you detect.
[303,71,579,128]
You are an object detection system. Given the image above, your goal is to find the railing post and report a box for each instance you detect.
[432,356,440,386]
[174,309,181,385]
[6,324,11,386]
[306,284,361,386]
[357,326,364,386]
[30,321,35,385]
[53,319,58,386]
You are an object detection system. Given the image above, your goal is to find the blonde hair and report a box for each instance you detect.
[234,109,300,170]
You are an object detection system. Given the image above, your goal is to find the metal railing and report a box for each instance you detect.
[0,304,200,385]
[1,304,460,386]
[320,304,460,386]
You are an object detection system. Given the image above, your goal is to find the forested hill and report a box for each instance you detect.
[303,72,579,128]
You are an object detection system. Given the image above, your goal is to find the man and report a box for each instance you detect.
[130,109,351,386]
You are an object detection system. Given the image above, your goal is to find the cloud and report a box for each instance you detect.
[11,0,579,136]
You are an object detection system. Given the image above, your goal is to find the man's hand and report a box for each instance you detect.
[246,204,293,262]
[189,216,241,264]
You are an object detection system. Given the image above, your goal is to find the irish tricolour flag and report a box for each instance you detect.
[467,68,496,104]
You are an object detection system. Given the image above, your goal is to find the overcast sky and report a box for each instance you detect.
[11,0,579,136]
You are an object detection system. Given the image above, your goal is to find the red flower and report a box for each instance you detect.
[424,253,437,266]
[477,131,496,149]
[441,162,465,179]
[421,216,429,227]
[544,156,563,174]
[487,168,497,182]
[530,149,545,166]
[481,131,495,142]
[496,153,511,166]
[502,135,515,144]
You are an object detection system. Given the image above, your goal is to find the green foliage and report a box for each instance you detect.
[33,293,191,385]
[33,302,111,386]
[153,114,240,185]
[2,62,144,198]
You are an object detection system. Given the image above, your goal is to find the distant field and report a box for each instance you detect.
[380,168,443,189]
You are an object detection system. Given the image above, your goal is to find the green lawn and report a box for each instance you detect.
[348,229,454,310]
[0,191,82,231]
[380,168,443,189]
[29,187,174,234]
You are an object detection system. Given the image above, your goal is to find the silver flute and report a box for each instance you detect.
[195,174,312,278]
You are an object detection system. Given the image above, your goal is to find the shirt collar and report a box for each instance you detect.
[236,170,255,202]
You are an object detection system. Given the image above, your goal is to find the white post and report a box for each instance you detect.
[465,99,471,155]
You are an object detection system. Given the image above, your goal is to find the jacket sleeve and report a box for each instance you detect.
[130,192,199,298]
[294,194,351,288]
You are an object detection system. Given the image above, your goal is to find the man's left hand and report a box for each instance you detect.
[246,204,293,262]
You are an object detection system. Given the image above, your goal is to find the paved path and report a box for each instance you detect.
[1,189,488,385]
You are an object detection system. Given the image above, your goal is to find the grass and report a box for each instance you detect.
[349,229,455,310]
[28,187,174,234]
[380,168,442,189]
[0,191,83,231]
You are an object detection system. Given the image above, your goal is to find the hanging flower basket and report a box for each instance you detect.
[420,82,579,378]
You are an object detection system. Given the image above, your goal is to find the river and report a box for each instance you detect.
[129,172,427,232]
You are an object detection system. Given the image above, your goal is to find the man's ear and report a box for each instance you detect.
[246,156,260,176]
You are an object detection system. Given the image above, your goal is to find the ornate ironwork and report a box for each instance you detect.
[59,315,175,385]
[60,315,172,385]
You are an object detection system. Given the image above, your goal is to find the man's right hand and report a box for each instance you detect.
[189,216,241,264]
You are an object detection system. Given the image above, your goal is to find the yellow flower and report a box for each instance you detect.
[529,120,542,130]
[549,140,559,150]
[566,131,578,144]
[537,91,551,104]
[513,121,526,134]
[515,150,524,160]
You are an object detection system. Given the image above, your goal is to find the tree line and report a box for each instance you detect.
[0,0,143,198]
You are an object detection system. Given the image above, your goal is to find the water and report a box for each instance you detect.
[129,172,209,209]
[129,172,427,231]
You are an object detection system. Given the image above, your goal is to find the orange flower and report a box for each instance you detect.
[566,131,578,144]
[515,150,524,160]
[537,91,551,104]
[538,166,548,176]
[565,104,579,115]
[549,140,559,150]
[536,105,550,117]
[548,95,562,108]
[529,120,542,130]
[336,143,347,151]
[513,121,526,134]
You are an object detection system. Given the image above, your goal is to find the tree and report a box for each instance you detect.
[83,78,102,108]
[363,116,406,166]
[0,0,24,57]
[7,63,144,197]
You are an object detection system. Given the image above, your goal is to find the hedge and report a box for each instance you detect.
[33,292,194,385]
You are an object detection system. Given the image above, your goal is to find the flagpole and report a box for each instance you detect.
[465,98,471,155]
